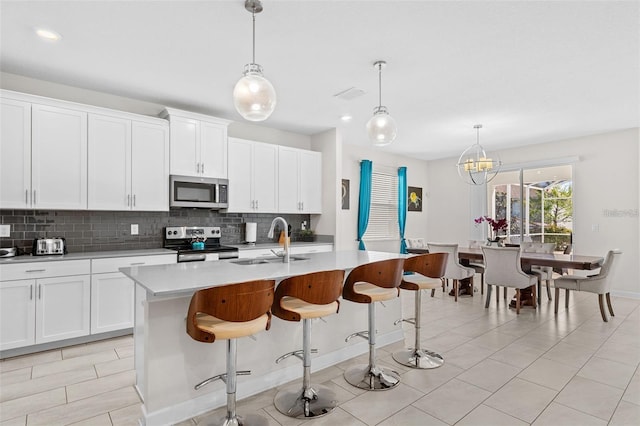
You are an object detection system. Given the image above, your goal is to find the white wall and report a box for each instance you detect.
[310,129,340,239]
[426,128,640,297]
[338,144,429,252]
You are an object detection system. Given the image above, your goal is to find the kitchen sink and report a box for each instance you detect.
[231,256,309,265]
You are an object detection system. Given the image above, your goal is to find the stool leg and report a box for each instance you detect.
[274,319,337,418]
[392,290,444,369]
[344,303,400,390]
[223,339,239,426]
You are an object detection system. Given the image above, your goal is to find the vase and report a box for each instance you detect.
[486,237,502,247]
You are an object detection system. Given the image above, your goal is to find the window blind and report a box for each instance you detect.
[364,170,398,240]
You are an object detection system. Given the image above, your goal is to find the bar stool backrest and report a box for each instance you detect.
[343,258,404,303]
[187,279,275,342]
[403,253,448,278]
[273,270,345,321]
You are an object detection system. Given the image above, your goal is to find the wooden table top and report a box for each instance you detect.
[407,247,604,270]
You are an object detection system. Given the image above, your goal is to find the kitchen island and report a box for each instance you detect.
[120,250,407,426]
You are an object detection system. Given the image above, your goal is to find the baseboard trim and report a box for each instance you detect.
[611,290,640,300]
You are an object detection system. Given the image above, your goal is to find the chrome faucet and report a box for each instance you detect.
[267,217,290,263]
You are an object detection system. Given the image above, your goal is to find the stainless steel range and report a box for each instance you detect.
[164,226,239,263]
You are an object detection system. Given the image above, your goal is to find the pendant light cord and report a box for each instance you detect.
[252,10,256,64]
[378,63,382,107]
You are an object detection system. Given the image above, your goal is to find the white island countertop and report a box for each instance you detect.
[120,250,406,297]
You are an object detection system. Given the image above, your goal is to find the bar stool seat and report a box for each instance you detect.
[187,279,275,426]
[343,258,404,391]
[272,270,344,419]
[393,253,448,369]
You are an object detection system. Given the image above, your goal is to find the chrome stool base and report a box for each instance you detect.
[392,348,444,369]
[274,383,337,419]
[343,364,400,390]
[208,413,270,426]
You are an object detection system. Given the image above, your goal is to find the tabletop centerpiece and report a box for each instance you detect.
[474,216,508,246]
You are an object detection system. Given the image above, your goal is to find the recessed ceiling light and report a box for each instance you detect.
[35,28,62,42]
[340,114,353,122]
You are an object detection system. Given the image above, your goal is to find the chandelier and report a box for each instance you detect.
[456,124,502,185]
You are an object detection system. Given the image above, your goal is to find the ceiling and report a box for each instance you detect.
[1,1,638,160]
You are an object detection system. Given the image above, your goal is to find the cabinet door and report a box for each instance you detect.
[35,275,90,344]
[0,280,36,350]
[0,98,31,209]
[32,104,87,209]
[91,272,134,334]
[169,116,199,176]
[253,142,278,213]
[88,114,131,210]
[278,147,300,213]
[131,121,169,211]
[227,138,254,212]
[200,121,227,178]
[299,151,322,213]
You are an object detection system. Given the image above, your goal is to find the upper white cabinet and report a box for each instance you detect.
[228,137,278,213]
[278,147,322,214]
[1,94,88,210]
[0,98,31,209]
[162,108,231,179]
[88,114,169,211]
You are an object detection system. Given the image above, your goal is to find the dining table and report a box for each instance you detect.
[407,246,604,305]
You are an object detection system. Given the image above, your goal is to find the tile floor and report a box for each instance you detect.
[1,287,639,425]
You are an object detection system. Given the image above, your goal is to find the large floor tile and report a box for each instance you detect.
[412,378,491,424]
[457,404,528,426]
[468,330,519,351]
[377,405,446,426]
[0,388,66,422]
[66,370,135,402]
[340,383,423,425]
[0,415,26,426]
[595,341,640,367]
[61,335,133,360]
[554,376,624,421]
[31,350,117,379]
[541,341,595,368]
[622,373,640,405]
[109,403,142,426]
[457,358,521,392]
[94,356,133,377]
[0,367,31,386]
[577,356,636,390]
[0,350,61,374]
[68,413,112,426]
[1,365,95,403]
[489,341,547,368]
[441,342,496,370]
[484,378,557,423]
[400,362,463,395]
[608,400,640,426]
[517,357,580,391]
[532,402,606,425]
[561,329,611,350]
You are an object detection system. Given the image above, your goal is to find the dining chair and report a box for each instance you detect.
[427,243,474,301]
[554,250,621,322]
[553,244,573,276]
[482,246,538,314]
[520,242,555,304]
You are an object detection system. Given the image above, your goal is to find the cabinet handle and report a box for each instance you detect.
[130,262,145,266]
[255,200,258,210]
[201,163,205,174]
[301,202,304,210]
[133,194,136,207]
[127,194,131,206]
[25,189,29,205]
[26,269,46,273]
[38,284,42,300]
[33,190,36,205]
[30,284,33,300]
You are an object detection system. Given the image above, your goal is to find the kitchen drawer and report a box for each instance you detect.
[0,259,90,282]
[92,254,176,274]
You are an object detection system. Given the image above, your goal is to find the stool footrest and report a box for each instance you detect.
[393,317,416,326]
[194,370,252,390]
[275,349,318,364]
[345,330,369,342]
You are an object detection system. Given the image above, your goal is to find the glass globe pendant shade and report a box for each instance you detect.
[233,64,276,121]
[456,143,502,185]
[366,106,397,146]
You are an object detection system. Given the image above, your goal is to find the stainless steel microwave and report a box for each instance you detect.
[169,175,229,209]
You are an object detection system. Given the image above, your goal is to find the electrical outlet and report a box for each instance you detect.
[131,224,139,235]
[592,224,599,232]
[0,224,10,237]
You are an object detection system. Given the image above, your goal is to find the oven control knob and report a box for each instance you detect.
[172,231,178,235]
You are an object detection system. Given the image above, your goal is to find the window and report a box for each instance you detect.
[363,168,398,240]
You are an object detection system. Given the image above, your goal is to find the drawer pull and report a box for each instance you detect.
[38,284,42,300]
[30,284,33,300]
[25,269,46,273]
[130,262,145,266]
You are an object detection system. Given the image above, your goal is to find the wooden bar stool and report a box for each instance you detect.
[343,258,404,391]
[186,279,275,426]
[272,270,345,419]
[393,253,448,369]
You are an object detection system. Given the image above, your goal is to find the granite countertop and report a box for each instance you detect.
[121,250,405,297]
[0,248,176,265]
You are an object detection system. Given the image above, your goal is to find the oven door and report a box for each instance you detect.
[170,175,228,209]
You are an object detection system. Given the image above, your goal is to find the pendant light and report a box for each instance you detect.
[366,60,397,146]
[233,0,276,121]
[456,124,502,185]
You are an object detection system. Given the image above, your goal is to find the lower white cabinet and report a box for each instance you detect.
[0,274,91,351]
[91,272,134,334]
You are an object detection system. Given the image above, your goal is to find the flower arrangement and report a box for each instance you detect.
[474,216,508,242]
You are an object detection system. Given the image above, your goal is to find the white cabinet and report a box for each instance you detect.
[88,114,169,211]
[278,147,322,213]
[0,98,31,209]
[163,108,231,179]
[238,244,333,259]
[90,254,175,334]
[290,244,333,255]
[228,137,278,213]
[0,95,87,210]
[0,260,91,351]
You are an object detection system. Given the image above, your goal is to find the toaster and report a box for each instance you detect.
[32,238,67,255]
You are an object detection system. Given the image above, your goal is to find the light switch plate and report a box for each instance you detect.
[131,224,139,235]
[0,224,10,237]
